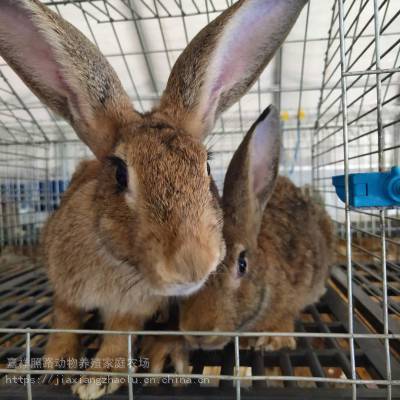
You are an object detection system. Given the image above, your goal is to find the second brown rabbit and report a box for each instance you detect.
[180,105,335,351]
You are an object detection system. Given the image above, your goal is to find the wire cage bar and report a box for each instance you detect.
[312,0,400,398]
[0,0,399,399]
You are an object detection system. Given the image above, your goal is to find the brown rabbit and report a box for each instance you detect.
[140,106,334,374]
[180,105,335,351]
[0,0,308,398]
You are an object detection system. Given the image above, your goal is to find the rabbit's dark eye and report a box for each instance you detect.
[206,150,213,176]
[116,164,128,191]
[109,156,128,192]
[238,250,247,276]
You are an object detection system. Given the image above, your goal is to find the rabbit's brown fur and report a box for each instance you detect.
[180,176,334,350]
[43,125,224,313]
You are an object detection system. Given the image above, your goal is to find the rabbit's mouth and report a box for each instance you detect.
[157,277,208,297]
[236,286,267,331]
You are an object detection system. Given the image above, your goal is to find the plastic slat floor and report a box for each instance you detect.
[0,261,399,399]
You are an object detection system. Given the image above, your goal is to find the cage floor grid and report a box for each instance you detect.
[0,261,399,399]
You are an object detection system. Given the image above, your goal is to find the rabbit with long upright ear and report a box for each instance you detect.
[180,105,335,351]
[0,0,308,398]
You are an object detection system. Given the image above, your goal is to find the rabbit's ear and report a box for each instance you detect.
[160,0,306,140]
[223,106,281,236]
[0,0,140,159]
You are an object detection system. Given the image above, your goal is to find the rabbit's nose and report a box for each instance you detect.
[159,277,208,297]
[170,220,225,282]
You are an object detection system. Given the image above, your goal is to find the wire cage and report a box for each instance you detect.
[0,0,399,399]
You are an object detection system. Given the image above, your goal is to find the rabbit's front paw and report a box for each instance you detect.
[44,332,80,370]
[254,336,296,352]
[71,377,122,400]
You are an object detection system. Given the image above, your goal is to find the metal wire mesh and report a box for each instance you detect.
[0,0,399,399]
[312,0,400,399]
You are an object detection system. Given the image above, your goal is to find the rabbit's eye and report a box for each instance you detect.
[238,250,247,276]
[116,164,128,191]
[206,150,213,176]
[109,156,128,192]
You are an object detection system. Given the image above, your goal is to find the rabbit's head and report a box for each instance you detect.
[180,106,281,348]
[0,0,305,296]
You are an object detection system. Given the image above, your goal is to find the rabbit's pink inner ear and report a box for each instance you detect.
[199,0,305,131]
[0,0,140,159]
[206,3,274,97]
[249,107,281,205]
[0,4,70,102]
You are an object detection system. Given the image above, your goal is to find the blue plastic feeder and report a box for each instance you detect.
[332,166,400,208]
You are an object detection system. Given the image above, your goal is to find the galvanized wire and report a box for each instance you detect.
[313,0,399,397]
